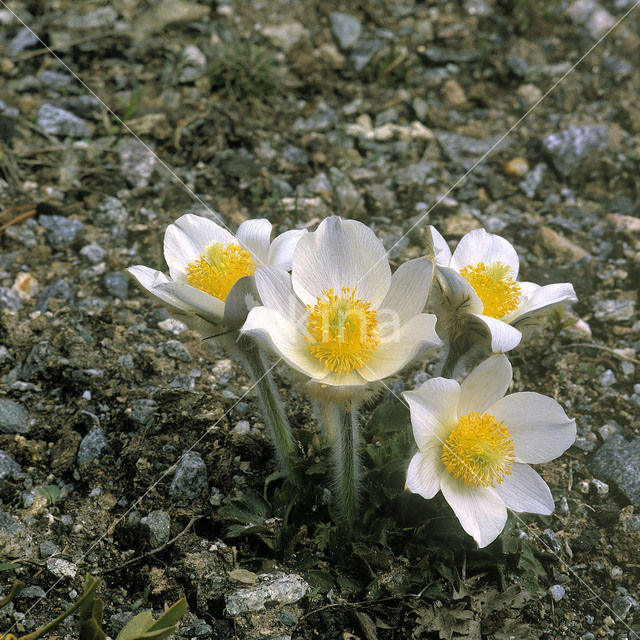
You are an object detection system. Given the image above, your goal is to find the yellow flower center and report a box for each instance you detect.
[459,261,521,318]
[185,242,254,301]
[442,411,515,487]
[305,286,381,374]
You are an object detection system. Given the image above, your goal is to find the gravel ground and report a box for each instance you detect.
[1,1,640,639]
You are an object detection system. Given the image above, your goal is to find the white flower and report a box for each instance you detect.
[428,227,577,352]
[404,354,576,547]
[241,217,441,387]
[128,213,305,331]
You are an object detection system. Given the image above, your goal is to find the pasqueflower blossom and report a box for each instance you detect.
[428,227,577,354]
[128,213,305,332]
[241,216,440,387]
[404,354,576,547]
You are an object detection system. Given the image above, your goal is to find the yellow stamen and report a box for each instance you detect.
[305,286,380,374]
[442,411,515,487]
[459,261,521,318]
[185,242,254,301]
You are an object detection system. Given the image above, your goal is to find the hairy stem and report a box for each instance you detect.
[231,335,298,478]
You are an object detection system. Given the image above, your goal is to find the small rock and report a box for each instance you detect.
[549,584,566,601]
[573,528,600,552]
[442,79,467,108]
[436,131,498,166]
[77,428,109,465]
[589,433,640,506]
[329,12,361,50]
[599,369,616,388]
[80,242,107,264]
[17,585,47,599]
[0,399,29,434]
[170,451,208,499]
[46,557,77,579]
[329,167,364,217]
[37,103,91,139]
[213,148,258,180]
[542,124,609,177]
[8,26,39,56]
[0,509,25,535]
[225,572,309,616]
[540,529,562,555]
[35,279,73,312]
[119,139,157,188]
[598,423,618,440]
[611,593,637,620]
[294,106,338,134]
[0,288,22,313]
[12,272,39,300]
[92,196,128,227]
[539,225,589,260]
[591,479,609,496]
[131,0,210,37]
[519,163,547,198]
[38,215,83,249]
[129,399,158,426]
[0,450,24,480]
[145,510,171,547]
[593,298,635,322]
[232,420,251,435]
[504,157,529,177]
[39,540,59,558]
[261,21,309,52]
[158,317,188,334]
[394,161,433,186]
[103,272,129,300]
[566,0,616,38]
[178,44,207,82]
[162,340,192,363]
[347,36,383,72]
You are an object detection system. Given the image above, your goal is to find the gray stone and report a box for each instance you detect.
[39,71,75,90]
[64,6,118,29]
[37,103,91,139]
[436,131,499,165]
[0,399,29,434]
[17,585,47,599]
[170,451,208,499]
[418,47,479,64]
[77,428,109,465]
[519,163,547,198]
[80,242,107,264]
[283,144,309,166]
[35,279,72,312]
[589,434,640,506]
[394,161,433,186]
[129,399,158,425]
[103,272,129,300]
[540,528,562,555]
[46,557,77,579]
[0,509,24,535]
[347,37,382,72]
[611,593,637,619]
[58,95,102,119]
[213,148,258,180]
[93,196,128,227]
[329,12,362,50]
[593,298,635,322]
[145,510,171,547]
[162,340,192,363]
[39,540,59,558]
[329,167,364,217]
[8,26,39,56]
[38,214,83,249]
[260,21,309,52]
[119,139,157,188]
[0,450,24,480]
[542,124,609,177]
[0,287,22,313]
[225,572,309,616]
[549,584,566,601]
[599,369,616,388]
[294,107,338,133]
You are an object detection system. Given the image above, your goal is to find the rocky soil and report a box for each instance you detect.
[1,0,640,638]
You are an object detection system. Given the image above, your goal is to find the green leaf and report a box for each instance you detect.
[0,563,21,572]
[37,484,61,506]
[147,597,187,633]
[115,611,154,640]
[78,617,107,640]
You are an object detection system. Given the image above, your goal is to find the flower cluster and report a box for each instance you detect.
[129,214,576,547]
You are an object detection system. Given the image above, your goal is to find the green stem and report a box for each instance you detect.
[319,399,361,523]
[231,335,298,478]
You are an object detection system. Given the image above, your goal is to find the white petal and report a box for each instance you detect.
[489,392,576,463]
[431,266,483,315]
[470,313,522,352]
[128,265,171,295]
[291,217,391,307]
[361,313,440,382]
[406,448,443,499]
[441,474,507,547]
[428,226,452,266]
[450,229,520,278]
[155,281,225,322]
[236,219,272,266]
[403,378,460,450]
[379,258,434,326]
[241,306,329,380]
[459,354,512,415]
[508,282,578,324]
[268,229,306,271]
[223,276,260,329]
[253,266,307,328]
[164,214,236,280]
[494,463,554,514]
[319,369,369,387]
